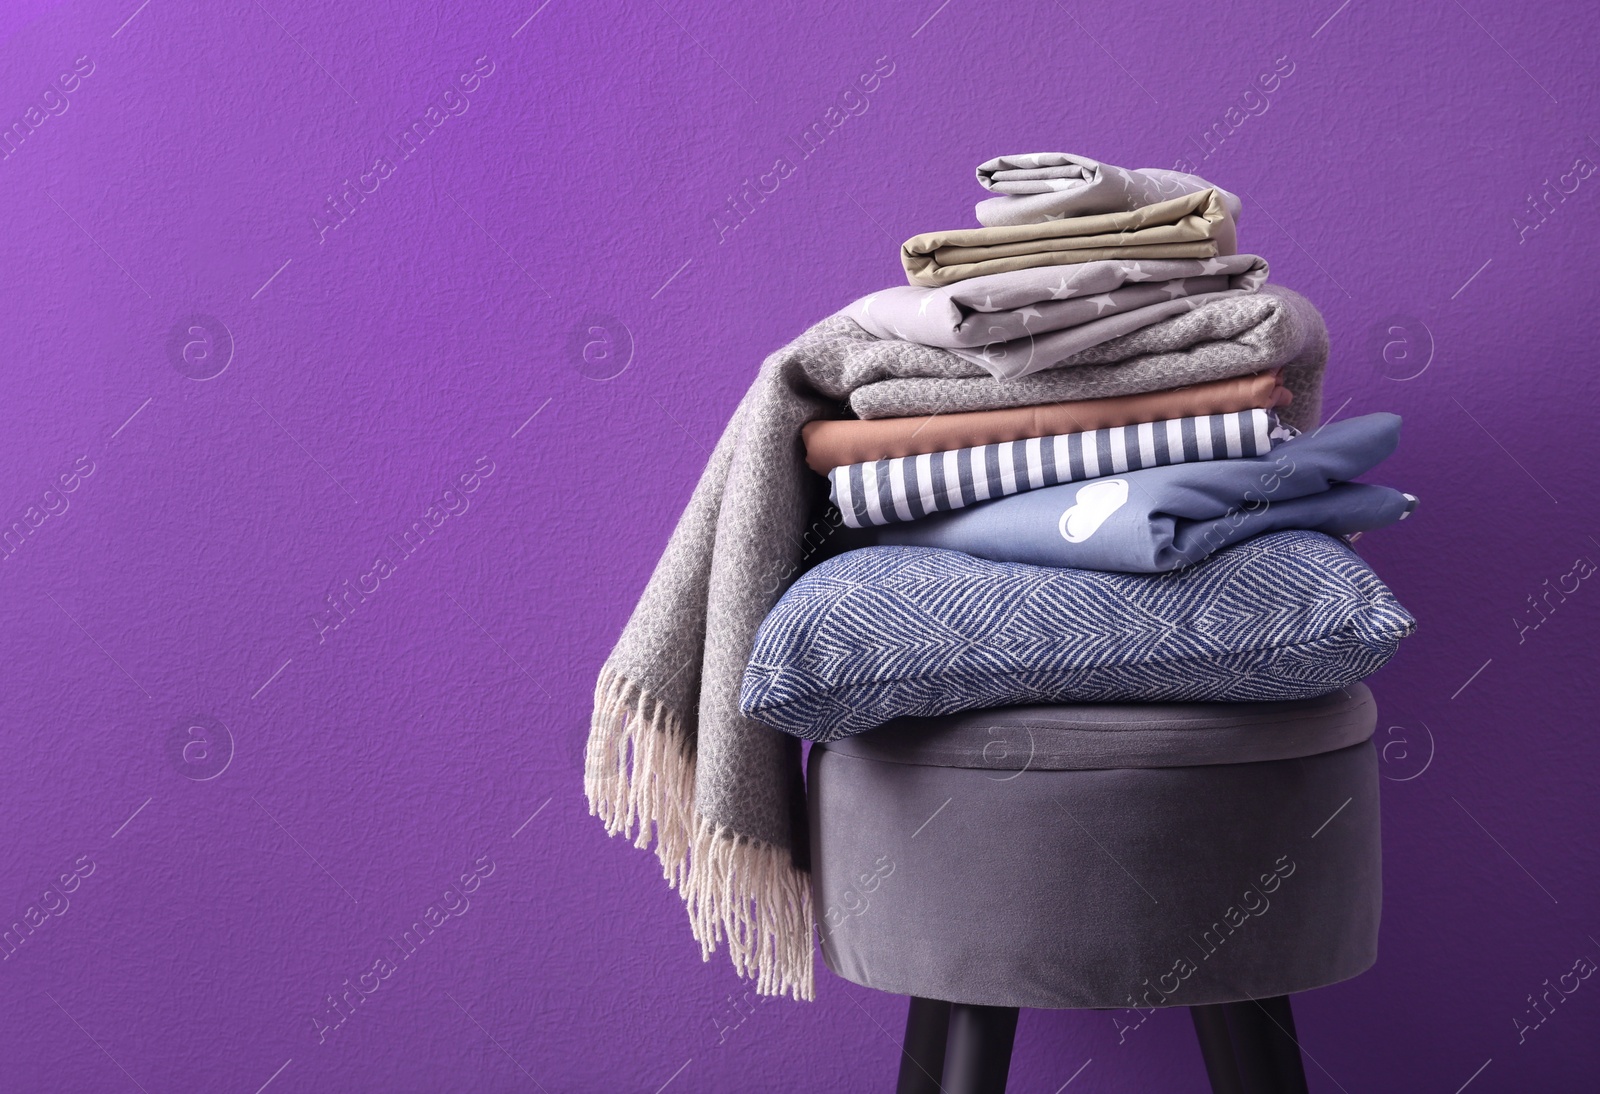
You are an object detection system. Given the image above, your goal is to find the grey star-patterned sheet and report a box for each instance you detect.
[975,152,1243,227]
[848,254,1269,380]
[839,413,1416,573]
[903,188,1237,287]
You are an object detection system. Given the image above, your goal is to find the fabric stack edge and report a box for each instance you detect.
[586,665,817,1001]
[584,149,1414,1003]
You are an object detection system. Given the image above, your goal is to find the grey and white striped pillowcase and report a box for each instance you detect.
[830,409,1285,528]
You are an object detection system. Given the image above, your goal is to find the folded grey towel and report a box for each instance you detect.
[848,255,1269,380]
[975,152,1242,227]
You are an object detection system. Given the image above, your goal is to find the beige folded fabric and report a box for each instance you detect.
[802,369,1288,474]
[901,188,1238,288]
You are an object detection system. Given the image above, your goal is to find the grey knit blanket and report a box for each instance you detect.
[585,286,1326,1000]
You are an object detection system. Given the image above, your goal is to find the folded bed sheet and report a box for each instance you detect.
[903,189,1236,287]
[849,255,1269,380]
[842,286,1327,432]
[830,409,1286,529]
[845,413,1414,572]
[802,370,1288,473]
[975,152,1242,227]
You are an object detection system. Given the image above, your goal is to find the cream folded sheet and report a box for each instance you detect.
[903,188,1236,287]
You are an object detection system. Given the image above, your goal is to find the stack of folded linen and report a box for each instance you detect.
[587,152,1418,1002]
[741,152,1418,744]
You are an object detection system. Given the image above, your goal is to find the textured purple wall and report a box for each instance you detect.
[2,1,1597,1090]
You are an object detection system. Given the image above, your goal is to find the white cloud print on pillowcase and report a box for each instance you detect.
[1059,479,1129,542]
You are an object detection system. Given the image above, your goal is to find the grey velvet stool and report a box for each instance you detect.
[807,684,1381,1094]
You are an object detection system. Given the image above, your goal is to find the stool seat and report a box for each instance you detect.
[825,684,1376,771]
[808,684,1382,1012]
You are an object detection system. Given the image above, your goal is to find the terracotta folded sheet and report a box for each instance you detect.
[803,370,1289,474]
[901,188,1237,288]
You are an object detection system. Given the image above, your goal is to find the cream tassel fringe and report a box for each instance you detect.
[585,665,816,1001]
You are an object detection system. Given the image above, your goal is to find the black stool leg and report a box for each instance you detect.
[1190,1004,1246,1094]
[897,997,951,1094]
[1256,996,1310,1094]
[942,1004,1018,1094]
[1223,996,1310,1094]
[1223,1002,1274,1094]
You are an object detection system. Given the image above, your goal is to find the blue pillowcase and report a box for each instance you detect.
[741,531,1415,742]
[840,414,1414,573]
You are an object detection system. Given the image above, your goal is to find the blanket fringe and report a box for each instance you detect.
[585,665,815,1001]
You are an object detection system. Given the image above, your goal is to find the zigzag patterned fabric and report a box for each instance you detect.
[741,530,1415,742]
[830,408,1281,528]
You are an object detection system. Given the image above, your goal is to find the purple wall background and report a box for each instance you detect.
[2,0,1597,1090]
